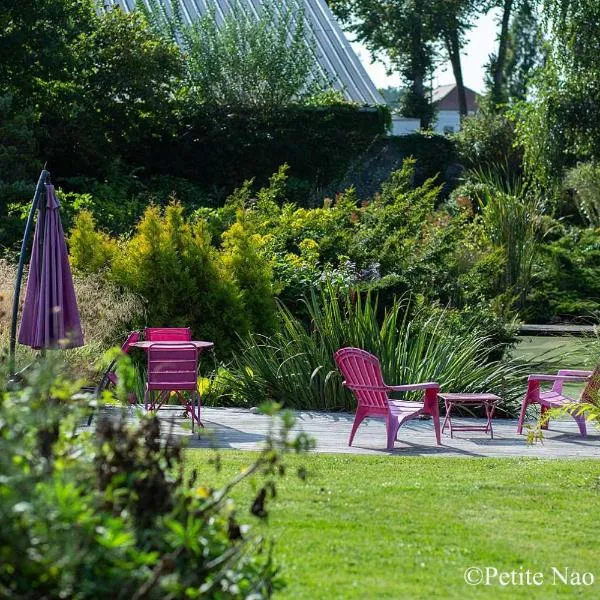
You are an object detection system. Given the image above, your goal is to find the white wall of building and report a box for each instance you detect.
[434,110,461,134]
[391,116,421,136]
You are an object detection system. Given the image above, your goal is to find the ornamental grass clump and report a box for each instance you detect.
[227,288,527,413]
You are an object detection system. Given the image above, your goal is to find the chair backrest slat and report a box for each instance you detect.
[334,348,389,409]
[107,331,141,385]
[145,327,192,342]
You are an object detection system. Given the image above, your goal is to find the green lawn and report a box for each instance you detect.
[512,336,589,368]
[186,451,600,599]
[512,336,591,398]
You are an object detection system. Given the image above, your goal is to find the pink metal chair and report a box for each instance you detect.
[144,343,202,431]
[95,330,140,396]
[91,330,140,424]
[145,327,192,342]
[517,364,600,437]
[334,347,441,450]
[106,330,141,387]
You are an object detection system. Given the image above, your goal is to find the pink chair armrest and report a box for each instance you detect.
[557,369,593,377]
[528,374,590,383]
[388,382,440,392]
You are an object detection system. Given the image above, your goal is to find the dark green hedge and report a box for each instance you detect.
[43,104,390,202]
[390,132,460,193]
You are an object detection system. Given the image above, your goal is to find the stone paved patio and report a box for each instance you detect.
[117,406,600,458]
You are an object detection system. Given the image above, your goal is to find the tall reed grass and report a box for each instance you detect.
[471,164,544,309]
[226,289,528,414]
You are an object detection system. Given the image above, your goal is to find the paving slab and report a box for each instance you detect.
[98,406,600,458]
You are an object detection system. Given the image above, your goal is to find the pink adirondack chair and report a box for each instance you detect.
[144,343,202,431]
[334,347,441,450]
[145,327,191,342]
[517,364,600,437]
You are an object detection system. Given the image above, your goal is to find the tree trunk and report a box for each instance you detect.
[413,70,433,129]
[492,0,514,105]
[445,30,468,117]
[414,70,424,99]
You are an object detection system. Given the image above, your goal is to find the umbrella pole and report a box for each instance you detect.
[8,169,50,378]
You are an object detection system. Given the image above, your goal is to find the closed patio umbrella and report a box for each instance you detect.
[8,170,83,376]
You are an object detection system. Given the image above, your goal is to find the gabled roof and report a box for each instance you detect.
[431,84,456,104]
[108,0,384,105]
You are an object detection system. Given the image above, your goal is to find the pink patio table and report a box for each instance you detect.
[131,340,214,352]
[439,393,501,439]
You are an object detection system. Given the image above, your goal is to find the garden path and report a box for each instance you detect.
[138,407,600,458]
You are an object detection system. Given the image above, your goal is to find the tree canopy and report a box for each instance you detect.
[516,0,600,189]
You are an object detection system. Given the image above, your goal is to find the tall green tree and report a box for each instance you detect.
[486,0,544,105]
[1,2,183,176]
[0,0,96,101]
[434,0,482,117]
[516,0,600,190]
[141,0,323,108]
[330,0,439,127]
[487,0,515,106]
[504,0,544,102]
[330,1,482,125]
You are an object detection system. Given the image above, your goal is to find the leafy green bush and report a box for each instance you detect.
[0,356,311,598]
[523,228,600,323]
[38,7,183,178]
[0,94,41,253]
[1,2,389,227]
[224,289,526,414]
[222,217,279,336]
[453,108,522,176]
[389,132,459,194]
[69,202,278,357]
[148,104,389,202]
[564,161,600,227]
[144,0,322,108]
[110,204,250,357]
[209,160,468,310]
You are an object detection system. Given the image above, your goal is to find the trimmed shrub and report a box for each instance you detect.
[137,105,389,204]
[69,202,280,357]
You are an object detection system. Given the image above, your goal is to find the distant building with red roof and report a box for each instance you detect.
[431,84,480,134]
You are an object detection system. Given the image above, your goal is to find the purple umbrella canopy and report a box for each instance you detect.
[18,184,83,349]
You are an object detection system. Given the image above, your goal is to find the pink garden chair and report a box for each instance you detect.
[334,347,441,450]
[144,343,202,432]
[106,330,140,387]
[145,327,191,342]
[517,364,600,437]
[95,330,140,398]
[90,330,140,424]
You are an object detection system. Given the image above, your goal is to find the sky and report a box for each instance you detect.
[349,9,501,94]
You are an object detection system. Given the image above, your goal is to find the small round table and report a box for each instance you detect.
[439,393,501,439]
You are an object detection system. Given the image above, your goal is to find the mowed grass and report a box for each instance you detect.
[512,336,589,368]
[512,336,592,397]
[186,451,600,599]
